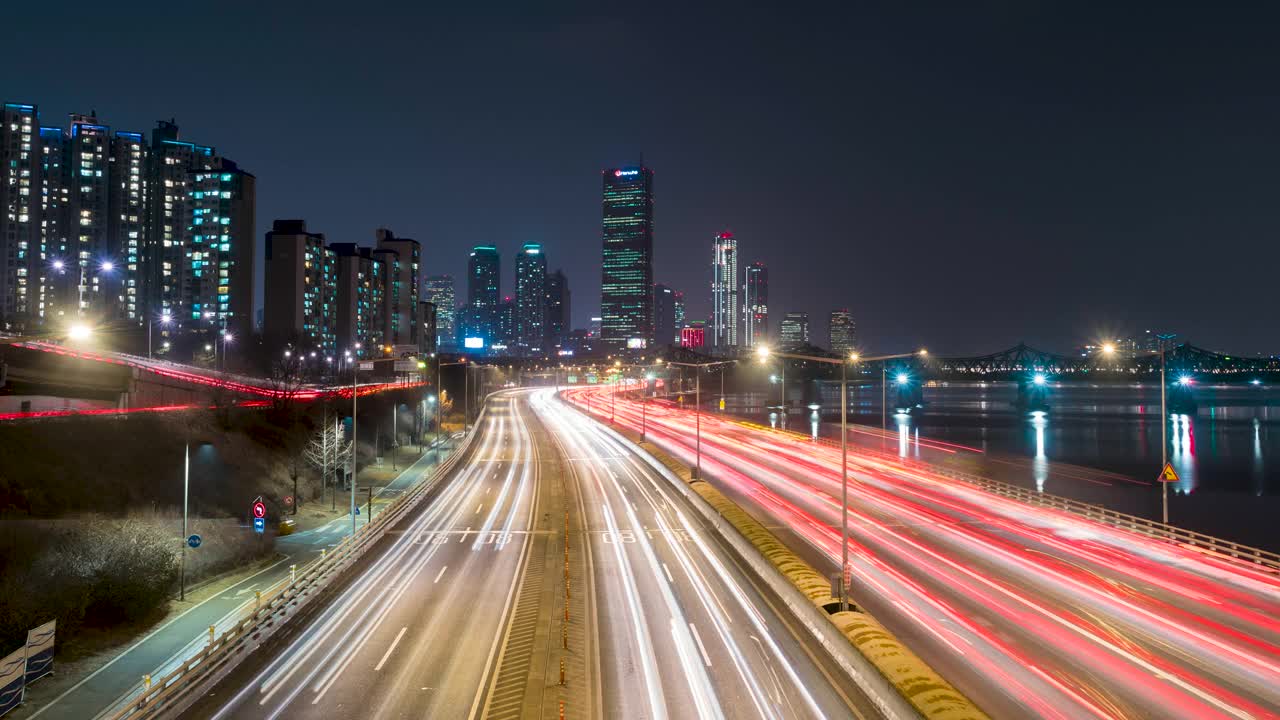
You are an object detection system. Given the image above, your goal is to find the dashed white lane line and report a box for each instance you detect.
[662,563,675,583]
[689,622,713,667]
[434,566,448,583]
[374,627,408,672]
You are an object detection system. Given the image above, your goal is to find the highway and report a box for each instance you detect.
[565,386,1280,720]
[185,388,874,720]
[189,393,541,719]
[528,389,871,719]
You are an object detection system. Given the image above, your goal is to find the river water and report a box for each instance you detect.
[719,381,1280,552]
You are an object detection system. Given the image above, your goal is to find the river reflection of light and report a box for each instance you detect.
[896,412,911,458]
[1253,418,1264,496]
[1031,411,1048,493]
[1170,414,1196,493]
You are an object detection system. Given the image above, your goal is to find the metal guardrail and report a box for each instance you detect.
[746,421,1280,575]
[105,418,485,720]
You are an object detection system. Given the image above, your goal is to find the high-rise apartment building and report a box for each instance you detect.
[67,115,114,321]
[108,131,147,322]
[331,243,385,357]
[375,228,420,350]
[544,269,569,351]
[779,312,809,347]
[263,220,336,356]
[514,243,546,355]
[189,162,256,343]
[601,166,654,349]
[653,283,677,349]
[423,274,457,351]
[496,297,515,349]
[0,103,40,329]
[828,309,855,355]
[743,261,768,347]
[465,245,499,346]
[38,126,70,323]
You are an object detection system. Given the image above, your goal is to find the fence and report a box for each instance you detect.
[103,417,483,720]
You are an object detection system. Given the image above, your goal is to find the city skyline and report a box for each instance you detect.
[5,5,1280,356]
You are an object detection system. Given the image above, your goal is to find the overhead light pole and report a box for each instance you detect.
[757,345,926,612]
[666,359,736,480]
[1101,338,1175,524]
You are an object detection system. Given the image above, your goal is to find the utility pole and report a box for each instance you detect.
[180,442,189,601]
[1160,341,1168,525]
[351,362,358,538]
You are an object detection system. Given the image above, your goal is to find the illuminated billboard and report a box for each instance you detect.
[463,337,485,349]
[626,337,647,349]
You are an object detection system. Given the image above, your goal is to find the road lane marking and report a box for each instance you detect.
[662,562,675,583]
[476,503,483,514]
[460,526,471,542]
[688,622,713,667]
[434,566,448,583]
[373,627,408,672]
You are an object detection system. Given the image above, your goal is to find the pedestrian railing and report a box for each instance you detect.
[104,420,483,720]
[744,421,1280,576]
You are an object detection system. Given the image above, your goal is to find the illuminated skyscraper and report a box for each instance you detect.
[779,312,809,347]
[672,290,685,342]
[331,242,386,357]
[601,166,654,349]
[828,309,855,355]
[108,131,147,323]
[423,274,457,351]
[514,243,547,355]
[465,245,500,346]
[710,231,738,351]
[653,283,677,349]
[743,261,767,347]
[544,269,569,351]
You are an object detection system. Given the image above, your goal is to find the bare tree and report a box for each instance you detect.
[267,353,307,415]
[302,407,351,509]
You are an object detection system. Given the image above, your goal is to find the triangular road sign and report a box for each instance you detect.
[1157,463,1180,483]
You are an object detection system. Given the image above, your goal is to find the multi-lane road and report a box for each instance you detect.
[186,390,873,720]
[566,386,1280,720]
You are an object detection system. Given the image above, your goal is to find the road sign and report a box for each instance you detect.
[252,501,266,519]
[354,506,361,515]
[393,359,418,372]
[283,495,293,506]
[1157,463,1180,483]
[187,534,202,549]
[253,517,265,533]
[359,361,374,371]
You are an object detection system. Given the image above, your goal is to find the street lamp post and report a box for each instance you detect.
[757,345,926,612]
[149,312,171,359]
[180,442,190,601]
[667,359,736,481]
[350,359,360,538]
[1102,340,1173,524]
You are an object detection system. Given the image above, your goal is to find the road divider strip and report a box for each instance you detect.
[566,396,987,720]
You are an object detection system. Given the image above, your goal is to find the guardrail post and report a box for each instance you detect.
[255,590,262,611]
[143,673,151,692]
[208,625,215,645]
[290,564,297,585]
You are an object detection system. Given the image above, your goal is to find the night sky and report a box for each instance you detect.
[5,3,1277,356]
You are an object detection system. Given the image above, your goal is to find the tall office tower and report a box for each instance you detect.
[544,268,569,351]
[466,245,500,346]
[514,243,547,355]
[710,231,738,351]
[743,261,768,347]
[108,131,147,322]
[419,301,437,355]
[188,161,256,343]
[330,243,386,357]
[779,312,809,347]
[601,166,654,349]
[263,220,336,356]
[423,274,457,352]
[828,309,855,355]
[39,126,70,322]
[672,290,685,343]
[375,228,420,350]
[496,297,515,350]
[0,103,40,330]
[653,283,677,349]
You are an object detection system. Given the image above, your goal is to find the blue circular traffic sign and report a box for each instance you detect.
[187,534,202,548]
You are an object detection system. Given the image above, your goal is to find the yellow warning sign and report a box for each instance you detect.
[719,398,725,411]
[1157,463,1180,483]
